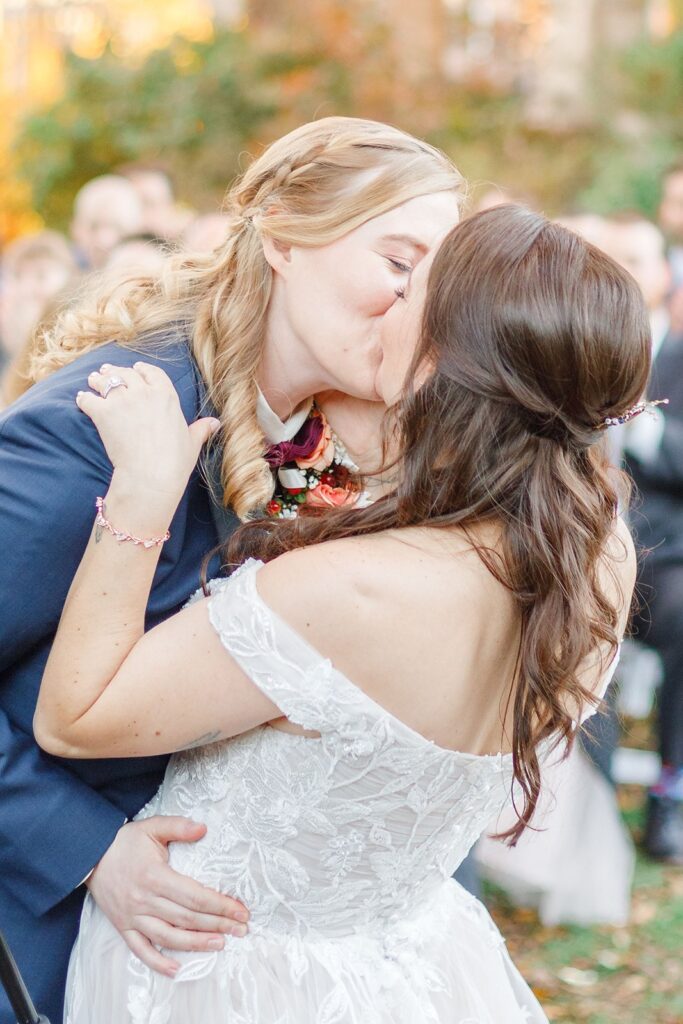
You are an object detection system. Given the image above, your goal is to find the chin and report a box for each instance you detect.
[334,365,382,403]
[352,382,382,403]
[374,366,404,408]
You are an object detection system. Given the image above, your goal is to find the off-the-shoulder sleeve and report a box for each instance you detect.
[206,559,348,734]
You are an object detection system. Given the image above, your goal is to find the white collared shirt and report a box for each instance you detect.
[256,389,313,445]
[257,390,314,493]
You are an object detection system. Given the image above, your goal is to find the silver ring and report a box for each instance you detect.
[102,376,128,399]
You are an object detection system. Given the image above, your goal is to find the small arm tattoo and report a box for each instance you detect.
[175,730,223,752]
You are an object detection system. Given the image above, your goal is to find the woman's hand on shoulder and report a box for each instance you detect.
[76,361,220,505]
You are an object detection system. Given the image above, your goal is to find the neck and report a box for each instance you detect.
[256,284,329,420]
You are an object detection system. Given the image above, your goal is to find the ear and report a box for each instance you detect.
[260,235,293,277]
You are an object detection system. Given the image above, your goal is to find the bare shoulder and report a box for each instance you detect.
[253,529,508,665]
[256,537,377,627]
[603,513,636,567]
[599,515,637,634]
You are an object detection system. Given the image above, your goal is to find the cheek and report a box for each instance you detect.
[382,296,424,370]
[330,247,399,318]
[381,309,412,369]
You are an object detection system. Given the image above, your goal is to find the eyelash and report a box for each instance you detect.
[386,257,412,274]
[394,286,407,300]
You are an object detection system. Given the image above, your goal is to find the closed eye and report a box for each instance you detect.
[385,256,413,274]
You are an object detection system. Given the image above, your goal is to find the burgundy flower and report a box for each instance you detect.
[265,415,325,469]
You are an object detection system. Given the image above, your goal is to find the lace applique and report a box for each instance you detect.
[66,558,548,1024]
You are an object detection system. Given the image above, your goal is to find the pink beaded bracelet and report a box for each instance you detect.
[95,497,171,549]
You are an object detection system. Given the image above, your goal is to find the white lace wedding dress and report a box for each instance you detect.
[64,559,551,1023]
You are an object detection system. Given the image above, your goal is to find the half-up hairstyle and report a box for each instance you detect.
[29,117,464,519]
[227,205,652,843]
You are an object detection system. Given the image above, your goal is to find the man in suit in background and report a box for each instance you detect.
[607,213,683,864]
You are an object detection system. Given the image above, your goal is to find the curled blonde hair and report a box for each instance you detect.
[32,117,465,518]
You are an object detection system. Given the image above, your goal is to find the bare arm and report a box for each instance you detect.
[35,574,279,759]
[34,362,279,759]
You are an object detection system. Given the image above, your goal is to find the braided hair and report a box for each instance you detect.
[32,117,464,518]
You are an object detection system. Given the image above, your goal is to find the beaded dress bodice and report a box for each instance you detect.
[66,558,566,1023]
[139,559,515,945]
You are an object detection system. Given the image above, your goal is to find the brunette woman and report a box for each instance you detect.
[36,206,650,1022]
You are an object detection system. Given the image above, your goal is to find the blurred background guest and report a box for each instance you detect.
[118,163,193,242]
[658,162,683,338]
[0,231,79,406]
[105,233,169,274]
[0,231,77,364]
[612,213,683,864]
[70,174,143,270]
[658,161,683,289]
[472,185,538,213]
[181,212,232,253]
[604,214,672,354]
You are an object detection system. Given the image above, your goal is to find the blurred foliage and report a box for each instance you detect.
[14,29,350,229]
[12,21,683,228]
[576,29,683,218]
[431,92,602,216]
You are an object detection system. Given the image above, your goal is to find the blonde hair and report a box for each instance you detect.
[31,117,465,518]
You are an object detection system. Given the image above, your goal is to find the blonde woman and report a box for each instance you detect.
[0,117,462,1024]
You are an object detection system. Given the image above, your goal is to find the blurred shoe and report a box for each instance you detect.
[643,795,683,863]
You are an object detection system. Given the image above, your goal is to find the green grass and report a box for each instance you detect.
[483,786,683,1024]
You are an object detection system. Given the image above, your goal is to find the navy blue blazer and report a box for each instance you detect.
[0,335,224,1024]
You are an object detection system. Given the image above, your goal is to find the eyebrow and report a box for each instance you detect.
[379,233,430,254]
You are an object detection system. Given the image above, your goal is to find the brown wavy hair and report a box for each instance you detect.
[227,205,652,843]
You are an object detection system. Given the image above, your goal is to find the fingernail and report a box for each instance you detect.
[234,910,249,923]
[207,938,224,950]
[230,925,247,938]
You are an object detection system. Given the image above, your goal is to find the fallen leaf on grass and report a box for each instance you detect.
[630,900,658,925]
[611,928,632,949]
[618,973,648,995]
[596,950,622,969]
[557,967,599,987]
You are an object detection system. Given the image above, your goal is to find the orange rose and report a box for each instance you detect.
[296,416,336,471]
[305,483,359,508]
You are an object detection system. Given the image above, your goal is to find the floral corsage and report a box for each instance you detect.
[264,407,370,519]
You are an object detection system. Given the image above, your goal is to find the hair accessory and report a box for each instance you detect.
[101,376,128,399]
[239,208,260,228]
[94,497,170,549]
[599,398,669,429]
